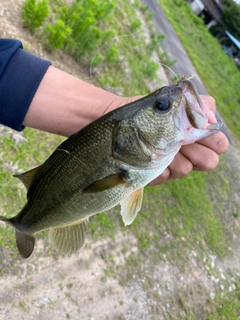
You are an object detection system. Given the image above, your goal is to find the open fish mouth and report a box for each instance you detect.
[174,75,223,140]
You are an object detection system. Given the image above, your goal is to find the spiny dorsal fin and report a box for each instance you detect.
[48,218,88,254]
[15,229,35,258]
[83,170,130,193]
[120,188,144,226]
[13,165,41,190]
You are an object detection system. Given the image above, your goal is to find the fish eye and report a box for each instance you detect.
[154,96,171,113]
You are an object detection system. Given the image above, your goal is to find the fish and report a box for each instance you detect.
[0,75,223,258]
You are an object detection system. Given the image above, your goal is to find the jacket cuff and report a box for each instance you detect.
[0,48,51,131]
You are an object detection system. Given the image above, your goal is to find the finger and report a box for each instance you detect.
[200,95,218,124]
[197,131,229,155]
[168,152,193,179]
[180,143,219,171]
[149,168,170,186]
[201,95,216,113]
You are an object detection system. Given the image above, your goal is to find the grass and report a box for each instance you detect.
[0,128,63,256]
[206,283,240,319]
[141,170,228,257]
[88,0,165,96]
[1,0,240,318]
[159,0,240,139]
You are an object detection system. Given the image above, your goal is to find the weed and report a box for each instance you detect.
[22,0,49,32]
[49,300,56,309]
[58,0,117,60]
[58,283,64,290]
[66,283,73,289]
[18,300,28,311]
[101,276,107,282]
[43,19,72,50]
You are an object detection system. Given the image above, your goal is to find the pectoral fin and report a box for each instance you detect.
[120,188,144,226]
[83,170,130,193]
[48,218,88,254]
[14,165,42,190]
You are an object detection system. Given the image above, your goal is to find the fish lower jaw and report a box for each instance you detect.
[181,125,222,145]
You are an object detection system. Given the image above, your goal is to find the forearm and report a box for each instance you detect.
[23,66,140,137]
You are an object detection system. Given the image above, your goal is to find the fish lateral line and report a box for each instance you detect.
[56,148,90,170]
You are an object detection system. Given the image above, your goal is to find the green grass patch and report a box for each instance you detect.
[22,0,166,95]
[0,128,63,253]
[81,0,166,95]
[206,283,240,319]
[128,170,228,258]
[89,212,117,239]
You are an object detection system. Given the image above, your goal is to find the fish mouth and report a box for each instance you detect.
[174,75,223,141]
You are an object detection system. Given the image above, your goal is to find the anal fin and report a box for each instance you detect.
[48,218,88,254]
[15,229,35,258]
[120,188,144,226]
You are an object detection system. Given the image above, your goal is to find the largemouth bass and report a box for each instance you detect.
[0,76,222,258]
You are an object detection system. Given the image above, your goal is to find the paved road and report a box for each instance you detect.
[143,0,208,95]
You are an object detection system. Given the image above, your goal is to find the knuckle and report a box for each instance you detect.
[149,169,170,186]
[179,160,193,176]
[170,159,193,179]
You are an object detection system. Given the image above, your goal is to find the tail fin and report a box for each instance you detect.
[15,229,35,258]
[0,216,35,258]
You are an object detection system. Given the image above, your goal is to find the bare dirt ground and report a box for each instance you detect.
[1,1,240,320]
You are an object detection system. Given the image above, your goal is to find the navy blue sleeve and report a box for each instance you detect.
[0,39,51,131]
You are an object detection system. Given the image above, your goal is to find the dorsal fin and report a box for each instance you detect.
[13,165,41,190]
[48,218,88,254]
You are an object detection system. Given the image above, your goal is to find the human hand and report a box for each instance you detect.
[149,95,229,186]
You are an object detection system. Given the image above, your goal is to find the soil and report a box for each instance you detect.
[1,1,240,320]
